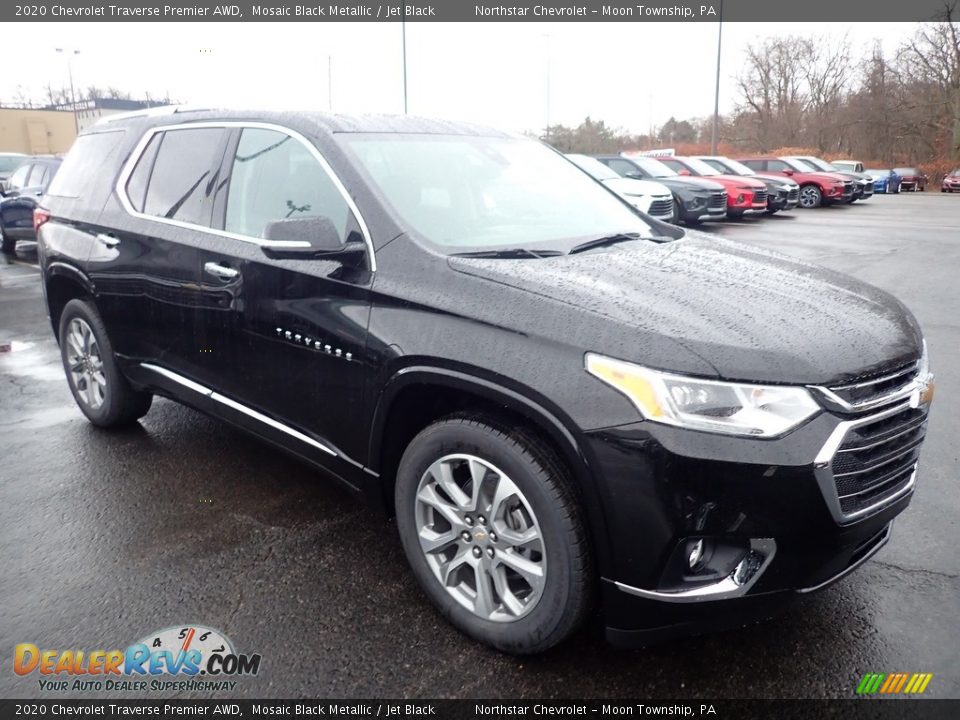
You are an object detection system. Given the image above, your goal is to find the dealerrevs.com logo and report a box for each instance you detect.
[14,625,262,693]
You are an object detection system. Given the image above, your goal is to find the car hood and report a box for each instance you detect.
[448,232,921,385]
[603,177,671,197]
[703,174,767,189]
[753,174,799,190]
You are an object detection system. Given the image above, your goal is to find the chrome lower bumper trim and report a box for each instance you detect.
[614,538,776,603]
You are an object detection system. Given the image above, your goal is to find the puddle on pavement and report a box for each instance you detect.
[0,405,80,430]
[0,346,65,382]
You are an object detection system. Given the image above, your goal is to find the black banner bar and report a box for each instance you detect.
[3,0,957,23]
[1,699,959,720]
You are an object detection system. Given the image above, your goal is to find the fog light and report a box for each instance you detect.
[687,539,705,569]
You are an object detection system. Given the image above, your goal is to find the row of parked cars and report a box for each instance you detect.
[565,152,945,227]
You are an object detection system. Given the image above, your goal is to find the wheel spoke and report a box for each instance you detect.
[497,525,540,550]
[490,566,525,617]
[496,549,544,593]
[417,484,465,531]
[418,526,458,554]
[439,545,471,586]
[473,565,496,617]
[467,458,489,511]
[489,472,520,522]
[428,460,470,509]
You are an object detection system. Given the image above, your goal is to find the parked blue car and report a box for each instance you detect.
[865,168,902,194]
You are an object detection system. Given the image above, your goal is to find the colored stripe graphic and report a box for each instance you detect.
[857,672,933,694]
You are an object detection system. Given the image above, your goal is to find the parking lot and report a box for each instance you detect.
[1,192,957,699]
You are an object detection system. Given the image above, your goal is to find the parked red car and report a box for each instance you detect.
[894,167,927,191]
[655,156,768,218]
[737,156,853,208]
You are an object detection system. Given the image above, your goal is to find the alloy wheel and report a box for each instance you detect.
[799,186,820,208]
[66,317,106,410]
[414,454,546,622]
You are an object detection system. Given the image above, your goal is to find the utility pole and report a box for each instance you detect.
[56,48,81,133]
[710,0,723,155]
[402,19,408,114]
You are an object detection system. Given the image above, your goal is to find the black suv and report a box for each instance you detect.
[38,109,934,653]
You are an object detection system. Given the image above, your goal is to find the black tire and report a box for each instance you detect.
[395,415,593,654]
[0,228,14,255]
[58,298,152,427]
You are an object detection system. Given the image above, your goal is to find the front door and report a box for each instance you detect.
[193,125,374,482]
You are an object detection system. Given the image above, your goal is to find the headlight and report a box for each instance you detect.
[685,195,705,209]
[585,353,820,437]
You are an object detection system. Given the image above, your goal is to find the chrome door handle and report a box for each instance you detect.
[204,261,239,280]
[96,233,120,248]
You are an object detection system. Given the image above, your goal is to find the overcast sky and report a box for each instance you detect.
[2,22,919,134]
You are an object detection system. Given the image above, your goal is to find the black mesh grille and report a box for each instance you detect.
[787,188,799,202]
[708,192,726,210]
[831,407,927,515]
[754,189,768,204]
[647,198,673,217]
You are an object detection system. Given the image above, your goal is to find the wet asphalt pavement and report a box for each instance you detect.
[1,192,958,700]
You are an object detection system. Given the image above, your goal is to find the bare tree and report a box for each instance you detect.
[897,1,960,159]
[734,37,807,150]
[799,35,851,152]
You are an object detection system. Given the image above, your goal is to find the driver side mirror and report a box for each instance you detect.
[783,169,794,176]
[261,215,366,264]
[677,169,691,176]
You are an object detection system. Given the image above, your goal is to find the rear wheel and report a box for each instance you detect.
[58,299,152,427]
[798,185,822,208]
[395,415,593,654]
[0,228,14,255]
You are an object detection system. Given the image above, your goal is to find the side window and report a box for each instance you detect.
[224,128,351,242]
[142,128,225,226]
[767,160,789,172]
[47,131,125,198]
[742,160,764,172]
[659,158,683,172]
[703,159,726,173]
[125,133,162,213]
[7,164,30,190]
[27,164,49,188]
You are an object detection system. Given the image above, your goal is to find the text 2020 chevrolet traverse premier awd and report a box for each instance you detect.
[37,109,934,653]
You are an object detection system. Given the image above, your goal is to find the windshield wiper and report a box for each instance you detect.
[451,248,563,259]
[569,232,643,254]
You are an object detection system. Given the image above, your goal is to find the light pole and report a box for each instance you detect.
[543,33,552,140]
[56,48,80,134]
[710,0,723,155]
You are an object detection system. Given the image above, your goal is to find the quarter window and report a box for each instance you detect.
[27,164,49,188]
[125,134,162,213]
[224,128,351,242]
[142,128,225,226]
[6,164,30,190]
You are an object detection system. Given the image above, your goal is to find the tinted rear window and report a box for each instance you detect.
[46,131,125,198]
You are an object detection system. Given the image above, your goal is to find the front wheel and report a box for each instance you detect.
[798,185,822,208]
[394,416,593,654]
[58,298,152,427]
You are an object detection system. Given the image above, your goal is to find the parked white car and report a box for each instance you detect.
[566,154,675,221]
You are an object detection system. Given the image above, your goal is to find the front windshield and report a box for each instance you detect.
[783,158,817,172]
[566,154,620,181]
[865,169,887,175]
[679,157,722,176]
[802,157,836,172]
[623,156,678,178]
[341,134,655,251]
[894,168,917,175]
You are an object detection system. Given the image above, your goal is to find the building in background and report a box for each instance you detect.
[0,98,163,154]
[0,108,76,154]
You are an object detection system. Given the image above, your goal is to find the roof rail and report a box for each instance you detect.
[95,105,210,126]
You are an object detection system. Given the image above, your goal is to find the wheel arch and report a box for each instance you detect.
[367,365,615,577]
[44,263,95,341]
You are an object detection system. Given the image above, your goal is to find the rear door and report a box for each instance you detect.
[1,164,43,239]
[89,125,229,378]
[193,124,374,479]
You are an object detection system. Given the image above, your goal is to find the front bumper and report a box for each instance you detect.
[586,396,929,646]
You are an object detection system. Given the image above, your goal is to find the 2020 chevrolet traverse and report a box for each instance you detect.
[38,109,934,653]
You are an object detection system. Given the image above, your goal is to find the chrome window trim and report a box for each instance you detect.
[114,120,377,271]
[140,363,336,457]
